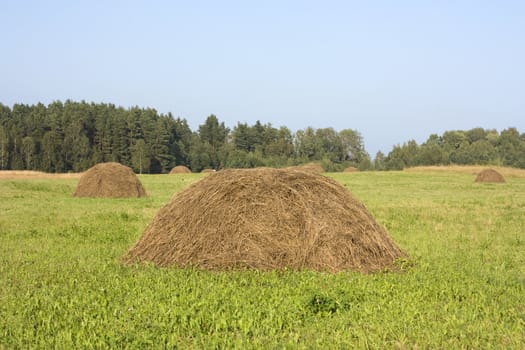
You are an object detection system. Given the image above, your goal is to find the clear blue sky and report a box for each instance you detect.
[1,0,524,156]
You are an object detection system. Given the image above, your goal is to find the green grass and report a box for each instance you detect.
[0,171,524,349]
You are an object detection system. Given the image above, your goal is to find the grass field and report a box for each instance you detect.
[1,169,524,349]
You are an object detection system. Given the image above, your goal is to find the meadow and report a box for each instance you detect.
[0,169,524,349]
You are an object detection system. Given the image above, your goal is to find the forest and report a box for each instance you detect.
[0,100,524,173]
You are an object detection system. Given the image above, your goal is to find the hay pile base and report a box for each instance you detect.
[123,168,406,273]
[170,165,191,174]
[74,162,147,198]
[475,169,505,183]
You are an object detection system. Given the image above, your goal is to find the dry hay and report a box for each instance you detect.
[288,163,325,174]
[344,167,359,173]
[123,167,406,273]
[74,162,147,198]
[169,165,192,174]
[475,168,505,183]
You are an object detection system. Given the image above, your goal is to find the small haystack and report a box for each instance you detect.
[475,168,505,183]
[74,162,147,198]
[123,167,406,273]
[170,165,192,174]
[344,167,359,173]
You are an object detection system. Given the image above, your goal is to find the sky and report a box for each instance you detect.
[1,0,524,156]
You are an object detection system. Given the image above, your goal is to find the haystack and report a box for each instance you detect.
[344,167,359,172]
[74,162,147,198]
[123,167,406,273]
[475,168,505,183]
[170,165,191,174]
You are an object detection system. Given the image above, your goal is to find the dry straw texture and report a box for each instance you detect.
[74,162,147,198]
[169,165,192,174]
[123,167,406,273]
[475,168,506,183]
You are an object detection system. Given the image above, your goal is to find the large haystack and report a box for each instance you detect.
[74,162,147,198]
[475,168,505,183]
[170,165,191,174]
[123,167,406,273]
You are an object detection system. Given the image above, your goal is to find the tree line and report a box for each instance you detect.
[1,101,523,173]
[0,100,369,173]
[378,127,525,170]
